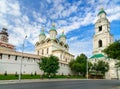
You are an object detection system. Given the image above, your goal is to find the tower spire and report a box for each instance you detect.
[59,29,66,44]
[62,29,64,34]
[52,22,55,27]
[39,26,46,42]
[41,26,44,32]
[98,7,106,16]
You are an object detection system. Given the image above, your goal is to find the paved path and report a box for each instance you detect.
[0,79,120,89]
[0,79,86,84]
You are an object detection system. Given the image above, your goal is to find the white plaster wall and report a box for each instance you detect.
[0,54,42,75]
[0,54,72,75]
[57,63,72,75]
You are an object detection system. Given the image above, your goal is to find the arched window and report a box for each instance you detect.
[98,40,102,47]
[0,54,2,59]
[99,26,102,32]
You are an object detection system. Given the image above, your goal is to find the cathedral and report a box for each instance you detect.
[35,24,74,63]
[89,8,119,79]
[0,24,74,75]
[0,8,119,79]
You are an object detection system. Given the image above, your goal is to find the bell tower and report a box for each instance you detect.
[93,8,113,54]
[0,28,9,43]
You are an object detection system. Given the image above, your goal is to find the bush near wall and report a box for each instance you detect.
[0,74,85,80]
[0,74,40,80]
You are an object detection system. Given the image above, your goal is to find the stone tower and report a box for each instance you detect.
[93,8,113,54]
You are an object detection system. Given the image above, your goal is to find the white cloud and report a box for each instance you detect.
[61,5,77,17]
[69,38,93,58]
[0,0,120,57]
[0,0,21,16]
[108,13,120,22]
[68,36,78,42]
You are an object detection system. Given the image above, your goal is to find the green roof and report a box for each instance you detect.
[50,27,56,31]
[90,54,105,59]
[39,32,45,36]
[60,33,66,38]
[98,9,106,16]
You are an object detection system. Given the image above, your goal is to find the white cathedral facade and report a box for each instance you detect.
[0,25,74,75]
[89,8,120,79]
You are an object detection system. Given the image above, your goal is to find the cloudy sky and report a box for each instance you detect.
[0,0,120,58]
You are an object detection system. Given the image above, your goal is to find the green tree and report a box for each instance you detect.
[88,62,93,72]
[96,60,109,76]
[38,57,48,73]
[69,53,87,77]
[38,55,59,76]
[103,40,120,60]
[103,40,120,79]
[89,60,109,78]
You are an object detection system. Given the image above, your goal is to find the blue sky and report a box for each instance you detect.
[0,0,120,58]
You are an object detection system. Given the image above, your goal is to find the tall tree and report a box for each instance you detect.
[89,60,109,78]
[69,53,87,77]
[38,55,59,76]
[38,57,48,73]
[88,62,93,72]
[103,40,120,60]
[96,60,109,76]
[103,40,120,79]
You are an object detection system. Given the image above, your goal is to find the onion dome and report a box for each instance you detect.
[98,8,106,16]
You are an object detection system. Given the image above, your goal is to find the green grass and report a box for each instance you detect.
[0,74,40,80]
[0,74,85,80]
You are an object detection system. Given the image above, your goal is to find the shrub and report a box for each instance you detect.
[34,71,37,76]
[15,72,18,77]
[31,73,33,76]
[4,71,7,76]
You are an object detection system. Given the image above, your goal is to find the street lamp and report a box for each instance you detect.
[86,58,88,79]
[19,35,27,81]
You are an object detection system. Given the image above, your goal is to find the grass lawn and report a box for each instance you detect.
[0,74,85,80]
[0,74,40,80]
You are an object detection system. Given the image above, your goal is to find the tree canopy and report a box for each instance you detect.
[103,40,120,60]
[38,55,59,75]
[69,53,87,77]
[89,60,109,77]
[95,60,109,75]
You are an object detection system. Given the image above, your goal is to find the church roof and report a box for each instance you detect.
[50,26,56,30]
[39,32,45,36]
[90,54,105,59]
[98,8,106,16]
[59,33,66,38]
[39,26,46,36]
[59,30,66,38]
[49,23,57,32]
